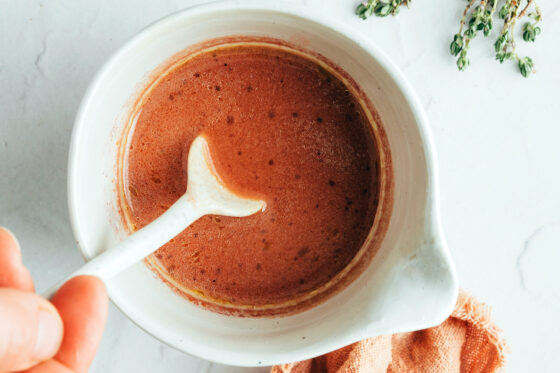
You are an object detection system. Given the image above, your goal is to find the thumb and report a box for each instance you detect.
[0,288,63,373]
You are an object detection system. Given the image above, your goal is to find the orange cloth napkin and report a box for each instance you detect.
[272,291,507,373]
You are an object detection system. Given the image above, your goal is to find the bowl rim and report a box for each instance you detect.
[68,0,458,366]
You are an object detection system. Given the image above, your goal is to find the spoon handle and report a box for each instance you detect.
[42,195,203,299]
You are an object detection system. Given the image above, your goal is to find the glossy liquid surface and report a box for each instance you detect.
[124,44,379,307]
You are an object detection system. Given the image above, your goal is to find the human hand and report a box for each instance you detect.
[0,227,108,373]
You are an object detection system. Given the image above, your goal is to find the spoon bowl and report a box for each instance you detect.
[184,135,266,217]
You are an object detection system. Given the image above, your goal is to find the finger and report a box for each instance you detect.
[50,275,108,373]
[20,359,74,373]
[0,289,63,373]
[0,227,34,291]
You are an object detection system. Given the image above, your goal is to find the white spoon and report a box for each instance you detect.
[43,135,265,299]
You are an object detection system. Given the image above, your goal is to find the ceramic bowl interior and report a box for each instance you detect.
[68,1,458,367]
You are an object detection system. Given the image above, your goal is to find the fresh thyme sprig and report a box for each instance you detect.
[450,0,542,77]
[356,0,411,19]
[356,0,543,78]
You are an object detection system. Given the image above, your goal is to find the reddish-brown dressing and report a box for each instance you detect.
[123,44,379,308]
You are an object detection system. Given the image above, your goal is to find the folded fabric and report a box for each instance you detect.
[272,291,507,373]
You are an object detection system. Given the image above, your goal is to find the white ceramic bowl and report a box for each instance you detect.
[68,0,458,367]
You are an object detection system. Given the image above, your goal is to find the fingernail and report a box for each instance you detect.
[32,308,63,361]
[0,227,21,252]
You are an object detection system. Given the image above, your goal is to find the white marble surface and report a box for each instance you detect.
[1,0,559,372]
